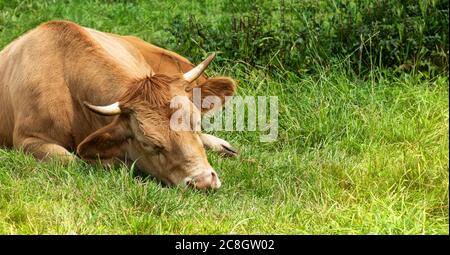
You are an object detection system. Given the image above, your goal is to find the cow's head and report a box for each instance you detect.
[77,53,235,190]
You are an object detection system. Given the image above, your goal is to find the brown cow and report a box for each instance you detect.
[0,20,237,189]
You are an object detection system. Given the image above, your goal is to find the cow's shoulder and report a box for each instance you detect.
[118,35,207,84]
[30,20,101,55]
[119,35,190,64]
[39,20,83,31]
[37,20,92,42]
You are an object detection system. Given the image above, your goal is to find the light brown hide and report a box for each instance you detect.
[0,20,236,188]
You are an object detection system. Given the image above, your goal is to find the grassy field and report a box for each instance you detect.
[0,1,448,234]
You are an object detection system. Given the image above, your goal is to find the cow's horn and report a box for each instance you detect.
[83,101,121,116]
[183,53,216,83]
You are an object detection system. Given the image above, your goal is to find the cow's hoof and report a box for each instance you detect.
[220,144,239,157]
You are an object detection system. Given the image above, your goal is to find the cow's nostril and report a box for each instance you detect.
[210,171,221,189]
[210,172,217,186]
[185,179,194,187]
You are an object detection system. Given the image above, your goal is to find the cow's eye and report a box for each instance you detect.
[153,145,164,154]
[141,141,163,154]
[140,141,149,147]
[141,142,153,150]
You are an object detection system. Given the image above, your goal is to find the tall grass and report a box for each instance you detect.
[0,66,448,234]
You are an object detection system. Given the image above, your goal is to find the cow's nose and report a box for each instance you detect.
[189,170,221,190]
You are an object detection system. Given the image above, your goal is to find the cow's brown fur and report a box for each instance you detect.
[120,74,176,107]
[117,35,208,86]
[0,20,236,188]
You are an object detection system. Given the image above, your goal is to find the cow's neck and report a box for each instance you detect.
[67,28,151,104]
[62,28,153,141]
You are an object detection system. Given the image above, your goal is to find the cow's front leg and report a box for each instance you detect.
[200,134,238,157]
[14,137,76,163]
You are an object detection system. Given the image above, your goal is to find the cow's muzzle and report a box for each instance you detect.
[186,170,221,190]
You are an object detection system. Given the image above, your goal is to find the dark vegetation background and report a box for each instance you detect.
[164,0,449,77]
[1,0,448,77]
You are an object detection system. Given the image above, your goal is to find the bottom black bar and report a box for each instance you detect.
[1,235,448,254]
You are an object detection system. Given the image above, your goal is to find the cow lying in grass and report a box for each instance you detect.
[0,20,238,189]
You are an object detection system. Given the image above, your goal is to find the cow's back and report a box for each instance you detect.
[0,21,151,150]
[118,35,208,86]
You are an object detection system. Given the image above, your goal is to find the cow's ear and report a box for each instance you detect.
[77,120,132,160]
[190,77,237,112]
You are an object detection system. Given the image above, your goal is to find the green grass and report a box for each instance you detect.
[0,0,448,234]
